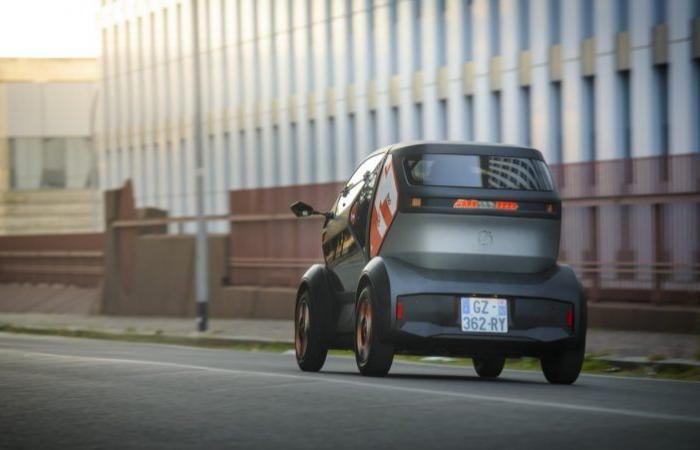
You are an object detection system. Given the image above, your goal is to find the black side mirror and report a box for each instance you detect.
[290,201,334,219]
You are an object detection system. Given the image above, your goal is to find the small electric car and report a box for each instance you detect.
[290,142,586,384]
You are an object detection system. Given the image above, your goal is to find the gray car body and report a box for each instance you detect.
[299,142,586,358]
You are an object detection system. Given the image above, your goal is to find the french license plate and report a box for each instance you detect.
[460,297,508,333]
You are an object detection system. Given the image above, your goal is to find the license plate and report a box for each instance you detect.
[460,297,508,333]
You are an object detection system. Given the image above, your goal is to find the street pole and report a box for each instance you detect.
[191,0,209,332]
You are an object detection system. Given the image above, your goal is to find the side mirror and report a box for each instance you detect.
[290,201,334,219]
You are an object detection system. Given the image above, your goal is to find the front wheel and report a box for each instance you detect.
[354,286,394,376]
[473,357,505,379]
[540,346,585,385]
[295,290,329,372]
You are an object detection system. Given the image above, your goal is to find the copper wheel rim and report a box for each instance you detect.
[356,297,372,363]
[295,300,310,358]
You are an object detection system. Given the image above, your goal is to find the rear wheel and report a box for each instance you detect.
[294,290,328,372]
[354,286,394,376]
[540,346,585,385]
[473,357,505,379]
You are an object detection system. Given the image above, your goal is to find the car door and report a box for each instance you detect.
[323,153,385,292]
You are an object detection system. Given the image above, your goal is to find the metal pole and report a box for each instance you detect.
[191,0,209,332]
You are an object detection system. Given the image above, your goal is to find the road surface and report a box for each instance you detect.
[1,333,698,449]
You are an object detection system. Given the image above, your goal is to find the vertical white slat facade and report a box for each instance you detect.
[97,0,700,216]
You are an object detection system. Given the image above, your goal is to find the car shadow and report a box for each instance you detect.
[321,370,545,386]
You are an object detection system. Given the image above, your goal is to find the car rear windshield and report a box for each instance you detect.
[404,154,555,191]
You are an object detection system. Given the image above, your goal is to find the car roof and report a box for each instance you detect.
[385,141,545,160]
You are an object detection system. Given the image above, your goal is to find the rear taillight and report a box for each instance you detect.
[566,307,574,331]
[396,300,405,321]
[453,199,519,211]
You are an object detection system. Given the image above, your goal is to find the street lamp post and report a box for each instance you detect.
[191,0,209,332]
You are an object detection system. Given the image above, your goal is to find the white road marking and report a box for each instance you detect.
[2,347,699,425]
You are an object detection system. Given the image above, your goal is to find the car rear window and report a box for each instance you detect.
[404,154,555,191]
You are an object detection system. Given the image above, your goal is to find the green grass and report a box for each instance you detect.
[1,323,699,381]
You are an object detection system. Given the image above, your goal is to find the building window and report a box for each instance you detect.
[582,76,596,164]
[389,0,398,75]
[325,0,334,87]
[412,0,422,70]
[179,138,188,214]
[369,110,378,150]
[616,0,629,32]
[549,0,561,45]
[491,91,502,141]
[550,81,563,164]
[618,70,632,183]
[308,119,317,180]
[165,141,174,210]
[464,95,474,140]
[366,0,376,79]
[462,0,473,61]
[290,123,299,183]
[208,134,217,206]
[238,130,247,187]
[436,0,447,67]
[438,99,448,140]
[223,131,231,190]
[653,0,666,25]
[348,113,356,170]
[328,117,337,177]
[255,128,263,185]
[582,0,594,39]
[391,106,400,143]
[306,0,315,91]
[152,142,161,203]
[489,0,501,56]
[414,103,423,139]
[288,0,296,92]
[271,126,280,184]
[618,71,631,159]
[346,0,354,84]
[654,64,669,157]
[518,0,530,50]
[520,86,531,146]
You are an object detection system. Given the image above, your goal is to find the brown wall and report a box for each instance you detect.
[0,233,103,287]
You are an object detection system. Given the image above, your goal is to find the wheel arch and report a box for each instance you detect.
[356,257,393,341]
[297,264,336,340]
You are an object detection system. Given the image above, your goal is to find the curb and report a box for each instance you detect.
[0,323,294,348]
[2,323,699,375]
[593,355,700,370]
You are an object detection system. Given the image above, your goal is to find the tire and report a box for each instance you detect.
[354,286,394,376]
[473,357,505,379]
[294,290,329,372]
[540,346,585,385]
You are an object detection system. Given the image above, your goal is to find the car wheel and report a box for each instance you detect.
[354,286,394,376]
[294,290,329,372]
[473,357,505,379]
[540,346,585,385]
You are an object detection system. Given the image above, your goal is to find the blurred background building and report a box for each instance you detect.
[0,57,101,235]
[96,0,700,221]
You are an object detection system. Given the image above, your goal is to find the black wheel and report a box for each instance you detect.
[540,346,585,385]
[294,290,328,372]
[473,357,505,379]
[354,286,394,376]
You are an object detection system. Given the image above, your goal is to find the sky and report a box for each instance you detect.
[0,0,99,58]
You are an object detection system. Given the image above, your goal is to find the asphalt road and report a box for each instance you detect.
[1,333,699,450]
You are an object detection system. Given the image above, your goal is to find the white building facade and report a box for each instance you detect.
[0,58,101,235]
[97,0,700,222]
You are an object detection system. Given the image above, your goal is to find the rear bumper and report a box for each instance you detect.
[379,257,587,357]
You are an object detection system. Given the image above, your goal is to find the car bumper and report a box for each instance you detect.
[379,257,587,357]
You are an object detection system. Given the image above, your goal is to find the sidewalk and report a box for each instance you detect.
[1,313,698,361]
